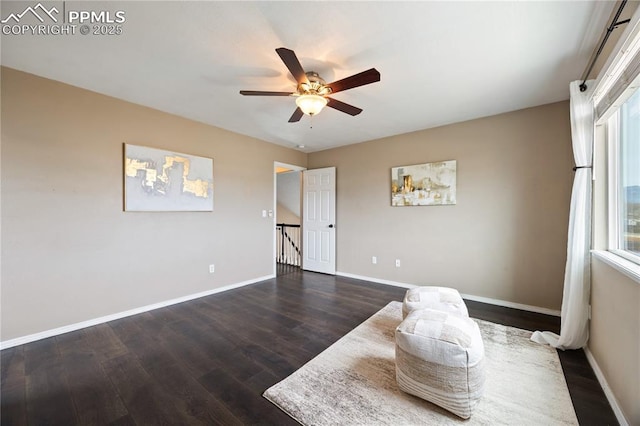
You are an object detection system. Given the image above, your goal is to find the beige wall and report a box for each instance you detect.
[309,101,573,310]
[0,67,306,341]
[276,170,301,225]
[590,99,640,426]
[589,259,640,425]
[276,203,300,225]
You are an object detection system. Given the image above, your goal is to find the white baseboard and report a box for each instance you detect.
[0,274,275,351]
[584,347,630,426]
[1,271,561,350]
[336,271,561,317]
[460,294,561,317]
[336,271,416,289]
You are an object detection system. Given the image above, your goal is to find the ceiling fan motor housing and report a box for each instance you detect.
[297,71,331,97]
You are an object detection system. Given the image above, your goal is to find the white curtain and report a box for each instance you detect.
[531,80,594,350]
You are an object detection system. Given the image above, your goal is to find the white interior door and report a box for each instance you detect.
[302,167,336,274]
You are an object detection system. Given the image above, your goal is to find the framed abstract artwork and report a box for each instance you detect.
[391,160,456,206]
[124,144,214,211]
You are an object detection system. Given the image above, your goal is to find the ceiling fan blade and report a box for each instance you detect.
[239,90,292,96]
[288,107,304,123]
[276,48,309,85]
[327,98,363,116]
[327,68,380,94]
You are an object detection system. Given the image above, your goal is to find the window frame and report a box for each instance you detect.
[606,103,640,266]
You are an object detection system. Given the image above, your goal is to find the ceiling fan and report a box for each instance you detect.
[240,47,381,123]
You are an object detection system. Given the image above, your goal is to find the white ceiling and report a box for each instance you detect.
[1,1,612,152]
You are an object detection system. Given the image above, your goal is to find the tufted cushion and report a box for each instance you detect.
[402,286,469,319]
[395,308,485,419]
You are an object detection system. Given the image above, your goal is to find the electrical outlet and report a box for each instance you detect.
[372,256,377,264]
[209,264,215,273]
[395,259,401,267]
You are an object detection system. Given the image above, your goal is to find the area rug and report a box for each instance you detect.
[264,301,578,425]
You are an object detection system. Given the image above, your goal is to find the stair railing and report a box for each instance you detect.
[276,223,301,266]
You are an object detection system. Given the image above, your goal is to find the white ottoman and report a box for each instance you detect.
[402,286,468,319]
[395,308,485,419]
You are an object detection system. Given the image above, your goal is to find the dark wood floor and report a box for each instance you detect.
[1,269,617,425]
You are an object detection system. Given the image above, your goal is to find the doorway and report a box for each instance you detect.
[274,162,337,276]
[275,162,304,276]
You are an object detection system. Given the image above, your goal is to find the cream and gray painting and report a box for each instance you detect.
[391,160,456,206]
[124,144,213,211]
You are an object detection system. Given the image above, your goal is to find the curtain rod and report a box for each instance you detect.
[579,0,630,92]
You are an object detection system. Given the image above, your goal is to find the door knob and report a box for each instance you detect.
[328,224,334,228]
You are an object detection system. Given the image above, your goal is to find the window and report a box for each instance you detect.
[608,87,640,264]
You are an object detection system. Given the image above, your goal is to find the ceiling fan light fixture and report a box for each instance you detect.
[295,94,328,116]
